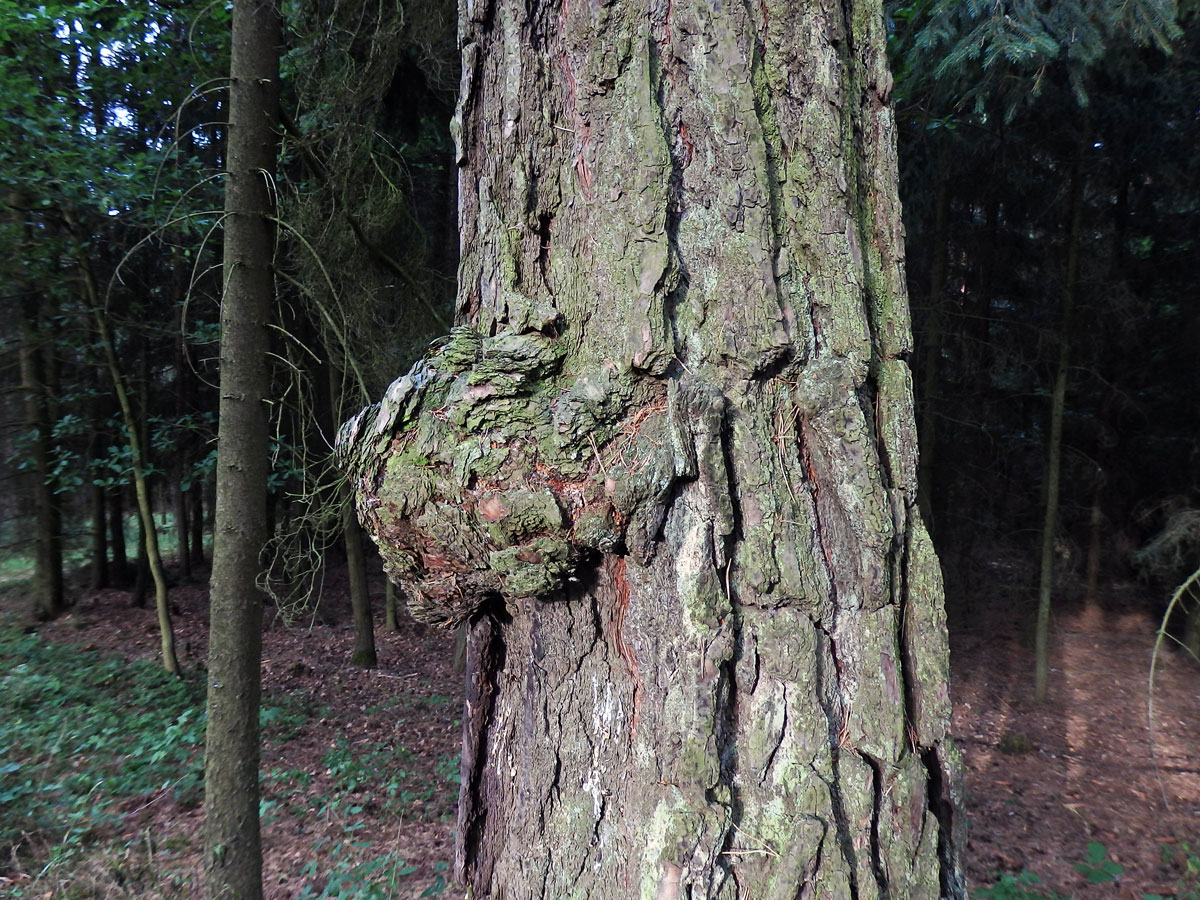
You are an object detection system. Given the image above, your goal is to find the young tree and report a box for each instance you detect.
[340,1,964,896]
[202,0,279,896]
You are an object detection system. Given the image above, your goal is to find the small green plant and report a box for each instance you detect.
[1147,841,1200,900]
[1075,842,1124,884]
[975,869,1069,900]
[421,861,451,896]
[297,836,419,900]
[997,730,1034,754]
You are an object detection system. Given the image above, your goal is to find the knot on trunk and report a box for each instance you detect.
[335,326,703,627]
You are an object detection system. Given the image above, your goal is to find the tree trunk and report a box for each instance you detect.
[10,190,64,620]
[1034,130,1087,703]
[190,482,206,567]
[384,577,399,632]
[109,487,131,585]
[345,501,377,668]
[202,0,280,895]
[1083,470,1105,610]
[175,463,192,579]
[19,316,65,620]
[76,249,178,672]
[340,1,964,897]
[90,478,109,590]
[131,510,149,608]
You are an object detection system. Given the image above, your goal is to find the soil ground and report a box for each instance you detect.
[6,562,1200,898]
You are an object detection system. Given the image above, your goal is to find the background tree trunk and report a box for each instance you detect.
[1034,130,1087,703]
[343,0,964,897]
[109,487,130,586]
[19,316,64,620]
[344,501,377,668]
[79,252,178,673]
[202,0,280,895]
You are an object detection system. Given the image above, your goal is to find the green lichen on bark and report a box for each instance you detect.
[336,326,711,625]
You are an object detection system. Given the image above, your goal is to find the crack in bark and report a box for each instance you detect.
[922,747,966,900]
[758,682,788,788]
[856,748,891,899]
[811,620,860,900]
[794,818,828,900]
[796,415,839,609]
[647,28,687,366]
[456,614,504,889]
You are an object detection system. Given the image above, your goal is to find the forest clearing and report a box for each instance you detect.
[2,553,1197,899]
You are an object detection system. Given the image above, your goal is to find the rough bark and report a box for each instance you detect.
[340,1,964,897]
[202,0,280,895]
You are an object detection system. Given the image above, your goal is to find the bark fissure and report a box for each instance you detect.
[857,747,891,899]
[812,623,861,900]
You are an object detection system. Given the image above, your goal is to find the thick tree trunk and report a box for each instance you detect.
[341,1,964,897]
[10,191,64,621]
[202,0,280,895]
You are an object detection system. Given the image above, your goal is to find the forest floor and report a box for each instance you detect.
[2,562,1198,899]
[951,579,1200,899]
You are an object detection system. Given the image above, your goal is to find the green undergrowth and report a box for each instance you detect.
[976,842,1200,900]
[0,617,456,898]
[0,626,208,862]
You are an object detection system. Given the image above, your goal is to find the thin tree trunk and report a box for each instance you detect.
[202,0,280,895]
[345,502,377,668]
[190,483,206,566]
[109,487,130,585]
[341,1,964,896]
[917,175,950,534]
[131,510,149,608]
[90,479,108,590]
[76,250,178,673]
[1083,469,1105,609]
[1034,130,1087,703]
[175,464,192,579]
[384,577,399,632]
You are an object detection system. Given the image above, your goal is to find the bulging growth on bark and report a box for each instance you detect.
[339,0,965,896]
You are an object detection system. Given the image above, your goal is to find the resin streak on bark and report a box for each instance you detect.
[339,0,964,896]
